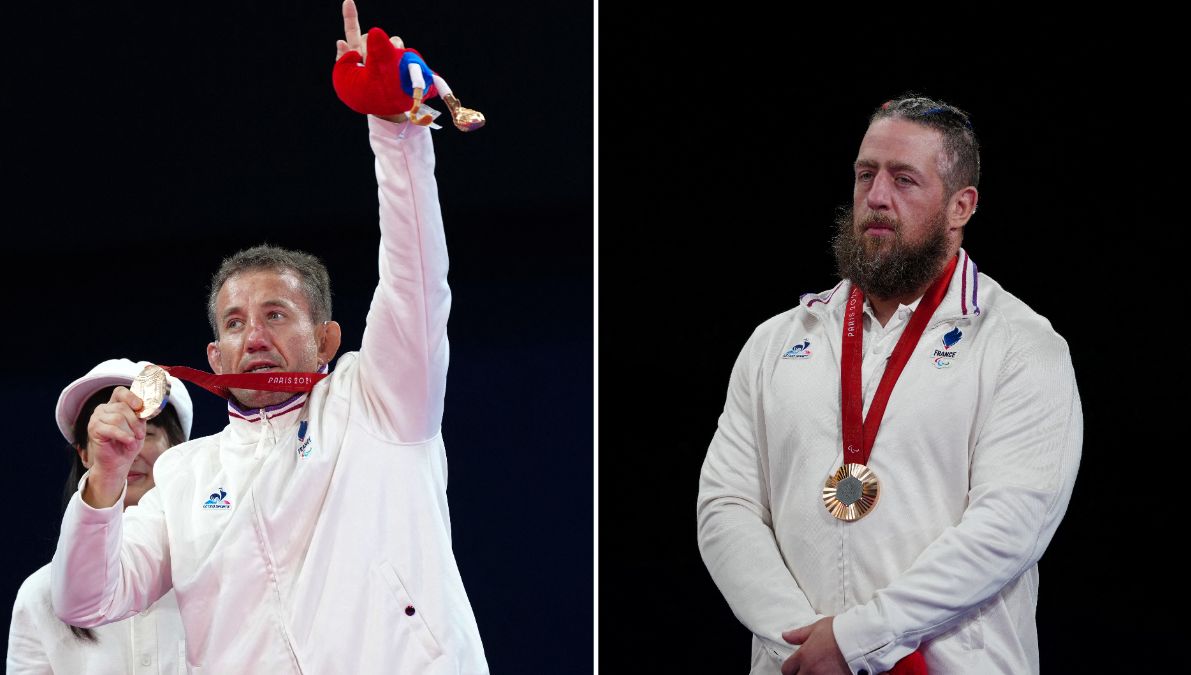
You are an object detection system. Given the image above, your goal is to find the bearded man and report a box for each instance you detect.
[697,96,1082,675]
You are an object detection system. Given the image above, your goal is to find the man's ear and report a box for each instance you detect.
[948,186,979,228]
[207,341,223,374]
[318,321,342,368]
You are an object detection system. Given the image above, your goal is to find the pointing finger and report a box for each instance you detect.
[342,0,362,53]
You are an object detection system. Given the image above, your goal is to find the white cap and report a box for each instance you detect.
[55,359,194,444]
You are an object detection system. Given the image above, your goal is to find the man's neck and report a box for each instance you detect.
[862,252,957,327]
[867,287,928,328]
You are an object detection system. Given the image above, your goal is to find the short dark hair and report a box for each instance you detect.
[870,94,980,197]
[206,244,332,336]
[61,386,186,642]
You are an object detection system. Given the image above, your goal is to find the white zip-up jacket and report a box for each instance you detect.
[50,117,489,674]
[9,564,184,674]
[697,250,1082,674]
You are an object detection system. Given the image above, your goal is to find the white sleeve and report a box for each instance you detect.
[407,63,426,92]
[431,73,453,98]
[697,329,824,668]
[832,334,1083,674]
[50,479,172,628]
[357,116,450,443]
[7,571,53,675]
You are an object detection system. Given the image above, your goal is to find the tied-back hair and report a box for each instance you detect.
[61,386,186,642]
[870,94,981,197]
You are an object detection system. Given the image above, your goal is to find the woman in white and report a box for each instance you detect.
[7,359,193,674]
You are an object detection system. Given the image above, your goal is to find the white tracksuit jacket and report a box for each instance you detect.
[697,250,1082,674]
[50,117,489,674]
[9,564,184,674]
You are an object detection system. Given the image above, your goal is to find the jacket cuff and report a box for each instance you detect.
[833,606,912,675]
[73,471,127,520]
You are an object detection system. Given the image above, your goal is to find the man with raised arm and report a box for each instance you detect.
[50,2,488,672]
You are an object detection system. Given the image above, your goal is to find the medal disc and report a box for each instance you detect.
[130,364,170,420]
[822,463,880,521]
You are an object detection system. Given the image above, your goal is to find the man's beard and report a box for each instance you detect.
[832,206,950,300]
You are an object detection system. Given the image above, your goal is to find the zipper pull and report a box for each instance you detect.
[253,409,271,461]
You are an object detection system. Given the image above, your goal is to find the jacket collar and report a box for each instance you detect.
[228,393,308,424]
[801,248,982,325]
[225,363,327,436]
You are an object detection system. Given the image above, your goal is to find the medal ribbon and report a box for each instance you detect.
[160,365,328,400]
[840,255,958,465]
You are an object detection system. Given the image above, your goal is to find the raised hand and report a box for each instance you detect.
[335,0,405,63]
[81,387,147,508]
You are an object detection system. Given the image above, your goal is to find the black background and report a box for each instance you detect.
[0,3,1185,673]
[0,0,592,672]
[599,15,1185,675]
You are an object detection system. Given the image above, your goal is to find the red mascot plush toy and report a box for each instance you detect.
[333,26,485,132]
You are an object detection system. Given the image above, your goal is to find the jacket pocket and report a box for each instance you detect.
[371,559,445,664]
[962,605,985,651]
[933,605,985,654]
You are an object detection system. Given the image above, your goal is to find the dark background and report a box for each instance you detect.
[599,17,1185,674]
[0,0,592,671]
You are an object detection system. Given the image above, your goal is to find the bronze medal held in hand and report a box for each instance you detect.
[822,463,880,521]
[130,364,170,420]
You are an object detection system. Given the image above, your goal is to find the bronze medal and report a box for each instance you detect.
[822,463,880,521]
[130,364,170,420]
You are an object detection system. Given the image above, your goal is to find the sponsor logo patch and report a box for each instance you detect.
[202,488,232,510]
[782,339,813,360]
